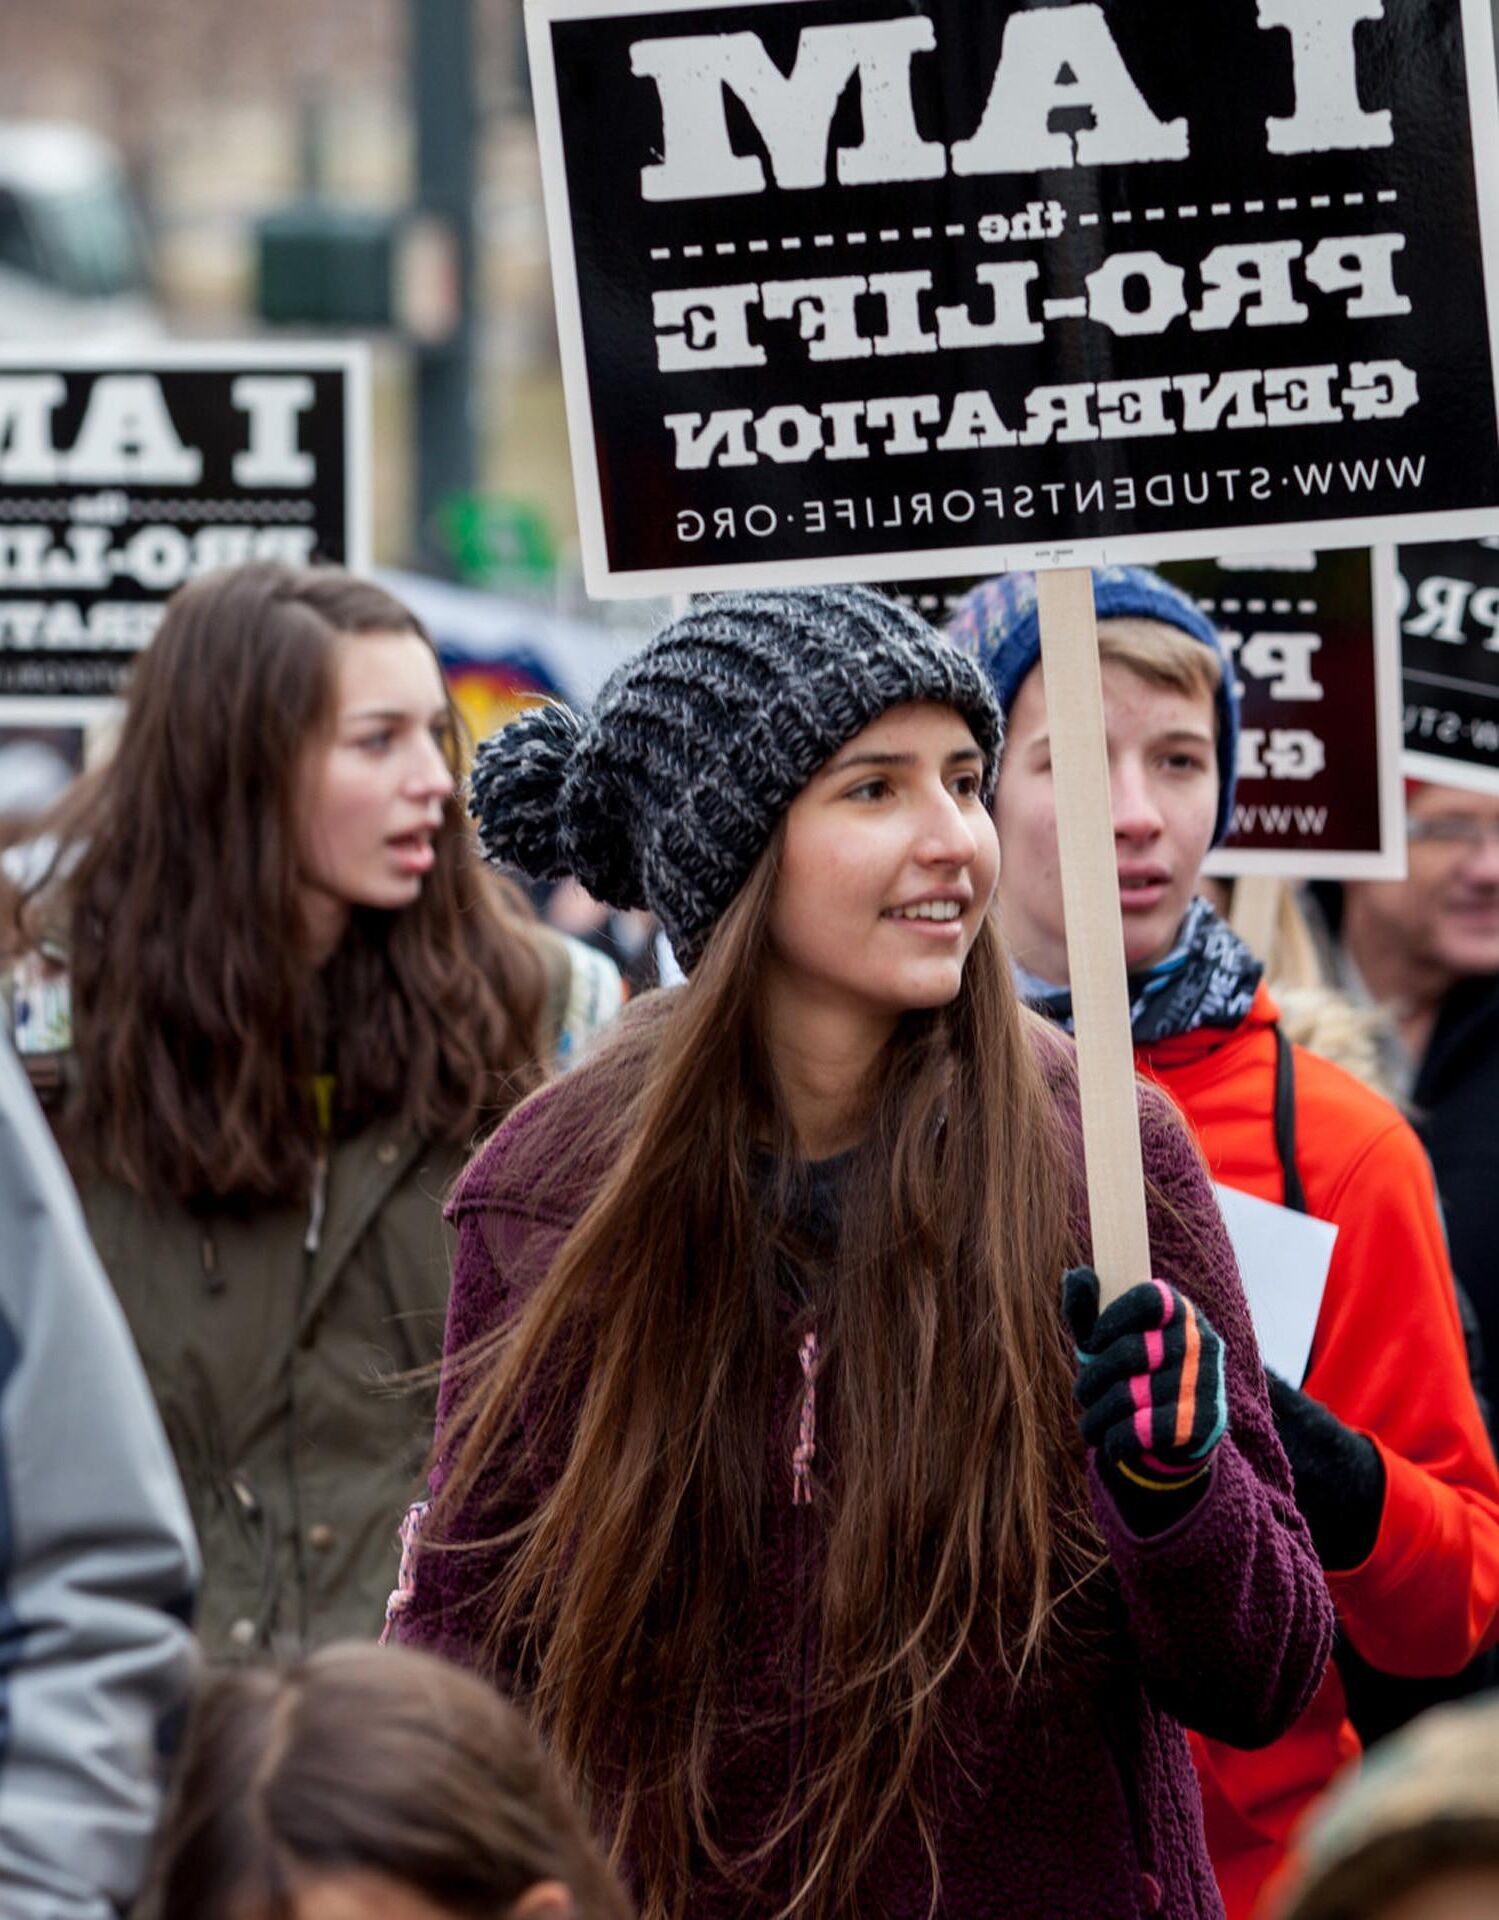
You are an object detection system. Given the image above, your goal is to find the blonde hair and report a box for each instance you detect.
[1096,615,1223,716]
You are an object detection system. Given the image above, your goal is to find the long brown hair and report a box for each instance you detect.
[143,1640,634,1920]
[433,838,1105,1920]
[2,563,547,1202]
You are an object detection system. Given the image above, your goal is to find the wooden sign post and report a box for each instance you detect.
[1035,570,1151,1308]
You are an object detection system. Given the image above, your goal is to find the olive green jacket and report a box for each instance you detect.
[81,1121,463,1657]
[5,928,625,1658]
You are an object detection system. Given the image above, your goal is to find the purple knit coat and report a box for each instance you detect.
[397,1053,1333,1920]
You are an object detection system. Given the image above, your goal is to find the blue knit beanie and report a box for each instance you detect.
[946,566,1239,847]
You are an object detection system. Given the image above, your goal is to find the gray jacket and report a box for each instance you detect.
[0,1040,198,1920]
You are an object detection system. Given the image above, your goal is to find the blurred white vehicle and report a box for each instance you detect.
[0,122,161,343]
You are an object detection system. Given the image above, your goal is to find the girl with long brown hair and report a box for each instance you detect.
[393,587,1333,1920]
[144,1640,633,1920]
[0,562,622,1657]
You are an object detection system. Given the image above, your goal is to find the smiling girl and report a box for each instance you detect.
[394,586,1332,1920]
[0,563,619,1655]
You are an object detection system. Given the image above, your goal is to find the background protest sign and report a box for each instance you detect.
[1398,537,1499,795]
[893,548,1405,880]
[0,343,370,724]
[528,0,1499,597]
[1160,549,1404,879]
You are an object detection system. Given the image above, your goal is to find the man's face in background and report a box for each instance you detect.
[1347,784,1499,987]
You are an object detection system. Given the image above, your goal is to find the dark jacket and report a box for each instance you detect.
[397,1046,1334,1920]
[1413,972,1499,1379]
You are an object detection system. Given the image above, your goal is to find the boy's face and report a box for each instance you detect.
[993,626,1221,982]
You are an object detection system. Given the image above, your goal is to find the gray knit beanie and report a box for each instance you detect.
[469,585,1003,967]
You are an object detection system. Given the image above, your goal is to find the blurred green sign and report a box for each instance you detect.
[436,494,557,592]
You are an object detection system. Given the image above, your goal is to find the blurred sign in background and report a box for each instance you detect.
[0,0,654,615]
[0,0,659,804]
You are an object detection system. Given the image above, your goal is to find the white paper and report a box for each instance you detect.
[1213,1182,1338,1386]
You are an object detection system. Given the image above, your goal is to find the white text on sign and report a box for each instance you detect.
[632,3,1390,204]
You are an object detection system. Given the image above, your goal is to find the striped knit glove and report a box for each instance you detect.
[1063,1268,1229,1533]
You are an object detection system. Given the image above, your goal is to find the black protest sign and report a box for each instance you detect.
[1397,538,1499,794]
[0,346,369,718]
[889,548,1402,877]
[1157,551,1402,877]
[529,0,1499,596]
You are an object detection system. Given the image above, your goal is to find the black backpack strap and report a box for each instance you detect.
[1273,1024,1309,1215]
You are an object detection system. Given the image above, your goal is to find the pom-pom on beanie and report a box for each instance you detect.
[469,584,1003,968]
[946,565,1240,846]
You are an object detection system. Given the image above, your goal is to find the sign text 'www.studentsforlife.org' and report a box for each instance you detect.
[529,0,1499,593]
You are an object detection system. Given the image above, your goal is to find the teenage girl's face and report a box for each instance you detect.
[767,701,998,1025]
[296,632,456,958]
[993,648,1220,980]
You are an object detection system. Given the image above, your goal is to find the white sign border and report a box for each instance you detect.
[1404,752,1499,799]
[526,0,1499,599]
[0,340,372,726]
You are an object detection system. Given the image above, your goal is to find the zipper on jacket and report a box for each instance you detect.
[789,1324,819,1908]
[304,1146,328,1255]
[290,1078,335,1639]
[304,1073,335,1256]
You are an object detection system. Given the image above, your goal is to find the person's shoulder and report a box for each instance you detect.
[448,990,664,1228]
[1133,1071,1217,1208]
[1273,983,1398,1098]
[1022,1010,1208,1225]
[1024,1002,1185,1124]
[448,1077,589,1229]
[1428,970,1499,1070]
[1022,1006,1077,1101]
[1286,1030,1416,1177]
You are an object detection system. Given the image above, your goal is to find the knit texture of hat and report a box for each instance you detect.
[469,585,1003,968]
[946,566,1240,846]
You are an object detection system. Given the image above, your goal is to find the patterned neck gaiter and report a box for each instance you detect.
[1016,896,1264,1045]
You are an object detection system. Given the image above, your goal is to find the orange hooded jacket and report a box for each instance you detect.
[1136,982,1499,1920]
